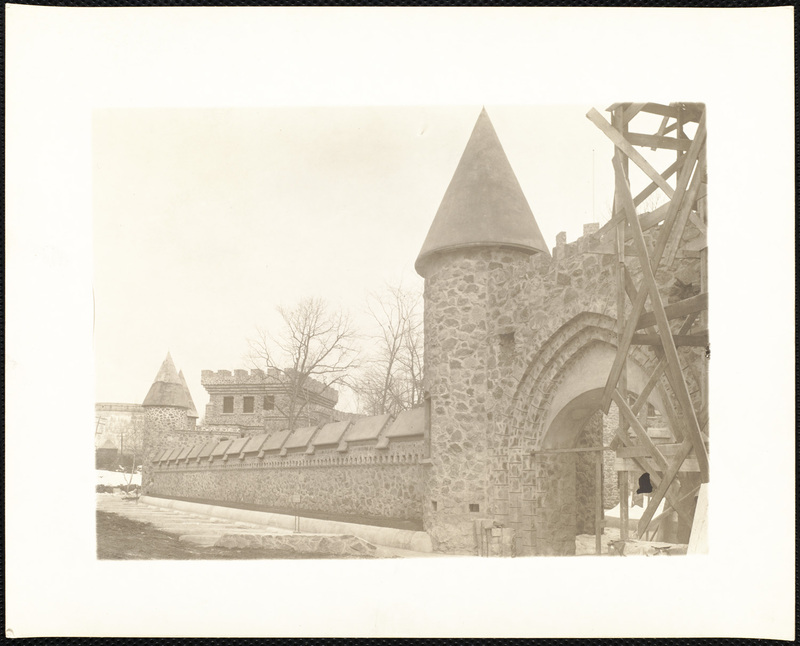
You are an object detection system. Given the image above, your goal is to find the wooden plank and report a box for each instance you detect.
[646,111,707,272]
[687,483,709,554]
[595,452,603,554]
[599,125,702,413]
[611,424,692,525]
[600,112,706,414]
[626,132,692,152]
[654,373,686,442]
[619,471,629,540]
[613,154,711,481]
[688,210,708,234]
[617,442,703,459]
[631,332,709,347]
[597,159,683,236]
[612,390,668,471]
[623,102,647,123]
[587,108,675,199]
[636,293,707,330]
[638,102,702,123]
[683,233,708,252]
[533,446,609,455]
[623,265,639,305]
[665,151,708,265]
[632,358,667,414]
[637,103,681,119]
[638,439,694,535]
[615,457,699,473]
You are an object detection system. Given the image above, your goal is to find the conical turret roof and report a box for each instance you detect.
[415,108,549,274]
[178,369,199,418]
[142,352,190,408]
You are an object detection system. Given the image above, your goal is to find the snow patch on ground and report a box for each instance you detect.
[96,469,141,486]
[605,496,665,522]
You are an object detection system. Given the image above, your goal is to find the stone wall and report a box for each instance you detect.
[147,410,428,525]
[420,247,532,554]
[575,411,604,534]
[420,219,707,555]
[151,440,424,522]
[141,405,190,494]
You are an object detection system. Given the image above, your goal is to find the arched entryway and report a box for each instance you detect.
[498,313,671,556]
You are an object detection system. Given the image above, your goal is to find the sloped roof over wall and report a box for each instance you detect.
[384,406,425,439]
[344,413,392,442]
[225,437,249,456]
[263,430,292,452]
[283,425,319,450]
[312,421,351,446]
[416,108,549,274]
[243,434,270,453]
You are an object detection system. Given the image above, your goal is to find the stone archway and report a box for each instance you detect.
[495,312,668,556]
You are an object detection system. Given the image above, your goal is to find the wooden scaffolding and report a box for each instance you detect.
[587,102,709,542]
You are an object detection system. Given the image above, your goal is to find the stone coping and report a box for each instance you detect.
[385,407,425,439]
[344,414,392,442]
[211,440,232,457]
[263,429,291,452]
[225,437,249,456]
[312,420,351,446]
[186,443,204,460]
[283,425,319,450]
[197,441,217,459]
[150,449,166,464]
[165,447,182,462]
[243,433,270,453]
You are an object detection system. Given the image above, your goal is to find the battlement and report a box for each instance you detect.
[200,367,339,402]
[550,213,704,264]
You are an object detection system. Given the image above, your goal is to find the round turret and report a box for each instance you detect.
[417,108,549,553]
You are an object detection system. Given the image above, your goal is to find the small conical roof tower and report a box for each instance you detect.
[142,352,190,408]
[178,369,199,419]
[415,108,549,275]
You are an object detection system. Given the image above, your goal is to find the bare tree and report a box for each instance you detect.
[104,413,144,498]
[247,297,359,430]
[355,283,424,416]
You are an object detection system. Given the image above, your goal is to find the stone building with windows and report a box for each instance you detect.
[201,368,341,436]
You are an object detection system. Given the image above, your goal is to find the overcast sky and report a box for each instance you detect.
[93,105,677,413]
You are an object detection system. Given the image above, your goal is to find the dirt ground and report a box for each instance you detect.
[96,511,352,560]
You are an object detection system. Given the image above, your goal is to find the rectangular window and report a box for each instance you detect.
[243,396,254,413]
[222,397,234,414]
[469,503,480,512]
[263,395,275,411]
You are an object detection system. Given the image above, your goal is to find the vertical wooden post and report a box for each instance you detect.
[613,106,630,543]
[619,471,629,540]
[700,246,708,415]
[595,449,603,554]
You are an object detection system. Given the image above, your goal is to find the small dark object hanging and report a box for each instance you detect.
[637,472,653,494]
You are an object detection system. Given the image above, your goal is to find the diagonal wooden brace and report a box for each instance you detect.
[587,108,675,199]
[599,115,706,414]
[614,155,710,482]
[612,390,669,471]
[638,438,694,536]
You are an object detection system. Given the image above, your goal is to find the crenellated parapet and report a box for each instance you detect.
[200,367,340,432]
